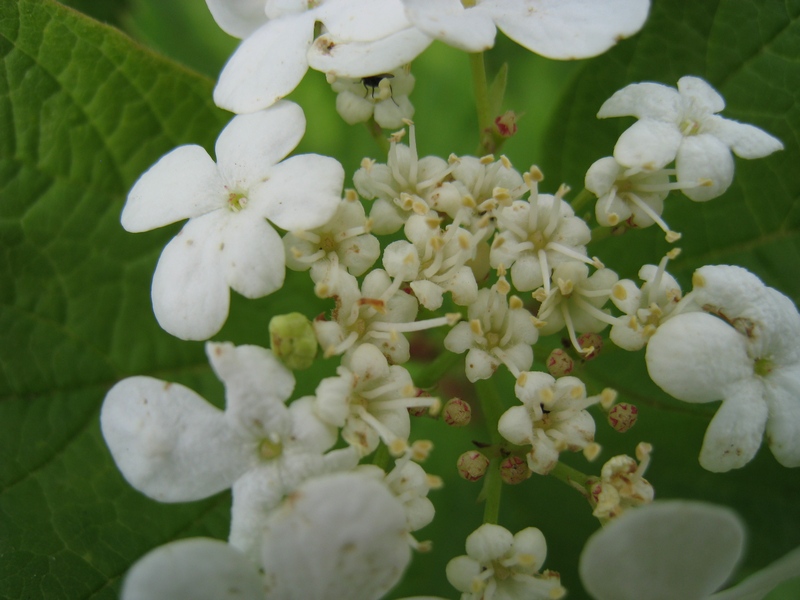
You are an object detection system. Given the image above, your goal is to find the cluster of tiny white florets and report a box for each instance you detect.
[101,1,800,599]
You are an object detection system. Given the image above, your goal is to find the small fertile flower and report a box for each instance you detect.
[122,102,343,340]
[101,342,357,558]
[329,66,415,129]
[210,0,430,113]
[646,265,800,472]
[498,371,604,475]
[446,523,565,600]
[402,0,649,59]
[589,442,653,521]
[444,278,539,381]
[598,76,784,201]
[580,500,800,600]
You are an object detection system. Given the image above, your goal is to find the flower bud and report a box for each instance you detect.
[608,403,638,433]
[577,332,603,360]
[499,455,531,484]
[443,398,472,426]
[457,451,490,481]
[494,111,518,138]
[269,312,317,370]
[546,348,574,377]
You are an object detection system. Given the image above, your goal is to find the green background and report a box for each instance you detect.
[1,0,799,598]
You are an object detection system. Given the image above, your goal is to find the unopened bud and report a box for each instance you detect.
[269,313,317,370]
[499,455,531,484]
[494,110,518,138]
[409,390,431,417]
[577,332,603,360]
[443,398,471,426]
[608,403,638,433]
[546,348,574,377]
[457,450,490,481]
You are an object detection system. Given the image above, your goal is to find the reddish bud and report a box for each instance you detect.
[499,455,531,485]
[546,348,574,377]
[608,403,638,433]
[443,398,471,426]
[457,450,490,481]
[494,111,518,138]
[577,332,603,360]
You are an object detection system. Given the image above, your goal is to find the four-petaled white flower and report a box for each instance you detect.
[122,101,344,340]
[100,341,357,559]
[446,523,565,600]
[580,500,800,600]
[598,76,784,201]
[402,0,650,58]
[646,265,800,472]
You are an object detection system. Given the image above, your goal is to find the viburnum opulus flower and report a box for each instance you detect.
[598,76,784,201]
[402,0,650,57]
[122,101,343,340]
[646,265,800,472]
[328,66,416,129]
[208,0,431,113]
[100,342,357,559]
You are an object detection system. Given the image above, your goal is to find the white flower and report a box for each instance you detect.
[580,500,800,600]
[589,442,654,521]
[122,102,343,340]
[598,76,784,201]
[402,0,650,58]
[121,472,413,600]
[645,265,800,472]
[329,66,416,129]
[210,0,430,113]
[498,371,603,475]
[444,279,539,381]
[446,523,565,600]
[100,342,357,558]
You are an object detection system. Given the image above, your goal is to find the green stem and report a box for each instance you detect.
[365,117,389,155]
[474,378,507,524]
[372,441,390,471]
[570,188,595,213]
[590,226,613,244]
[548,461,591,494]
[414,350,460,389]
[469,52,494,154]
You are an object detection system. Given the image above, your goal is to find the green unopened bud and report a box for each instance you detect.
[546,348,574,377]
[269,312,317,370]
[457,450,489,481]
[499,455,531,485]
[443,398,471,426]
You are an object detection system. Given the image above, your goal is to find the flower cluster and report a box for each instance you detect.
[102,1,800,598]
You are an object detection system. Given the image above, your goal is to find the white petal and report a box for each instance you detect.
[764,365,800,468]
[678,75,725,113]
[122,145,224,232]
[374,95,414,129]
[101,377,248,502]
[121,538,262,600]
[402,0,496,52]
[614,119,683,170]
[207,342,294,439]
[205,0,268,38]
[580,501,745,600]
[466,523,514,563]
[498,405,534,446]
[488,0,650,60]
[261,472,411,600]
[229,463,285,558]
[646,312,751,403]
[704,115,784,159]
[699,379,768,472]
[252,154,344,230]
[216,102,306,188]
[151,214,230,341]
[318,0,409,41]
[598,82,681,120]
[677,134,735,201]
[288,396,338,454]
[308,28,433,77]
[710,545,800,600]
[221,213,286,298]
[214,14,314,113]
[336,91,375,124]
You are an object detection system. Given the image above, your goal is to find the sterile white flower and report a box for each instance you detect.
[100,342,357,559]
[122,102,343,340]
[446,523,565,600]
[329,66,415,129]
[210,0,430,113]
[580,500,800,600]
[645,265,800,472]
[402,0,650,58]
[598,76,784,201]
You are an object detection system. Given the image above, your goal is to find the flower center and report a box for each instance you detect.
[754,357,774,377]
[319,234,337,252]
[227,191,248,212]
[680,118,702,136]
[259,437,283,459]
